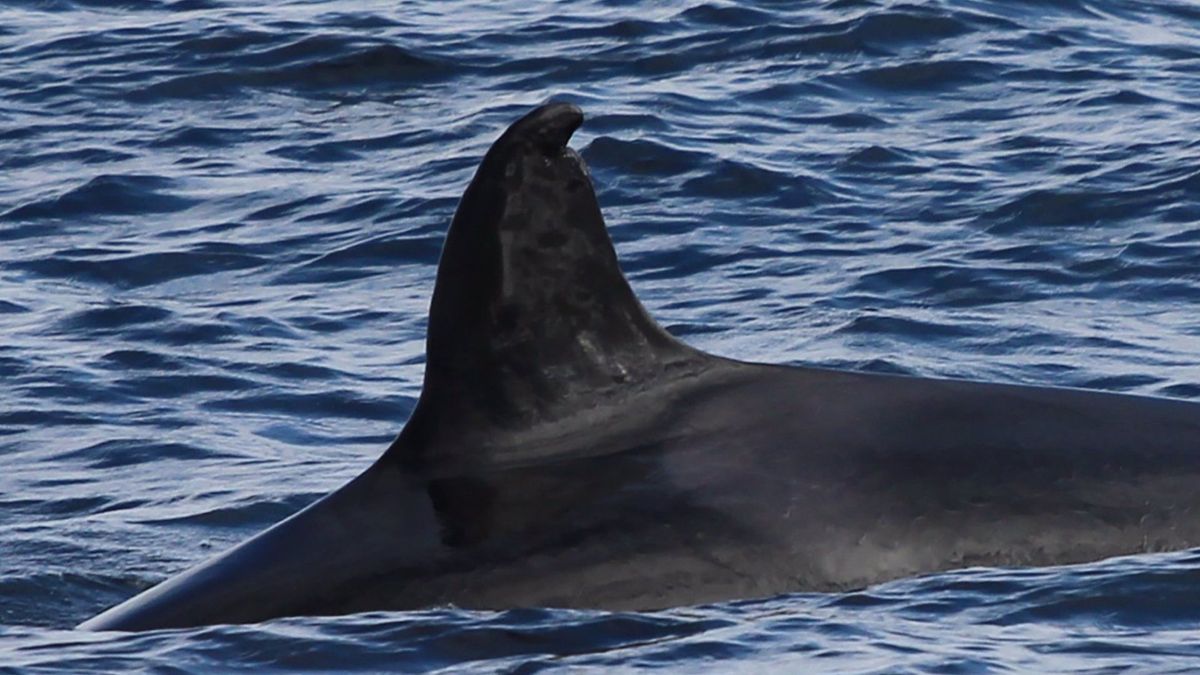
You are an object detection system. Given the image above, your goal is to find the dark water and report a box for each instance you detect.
[2,0,1200,671]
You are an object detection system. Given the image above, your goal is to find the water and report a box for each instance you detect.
[2,0,1199,670]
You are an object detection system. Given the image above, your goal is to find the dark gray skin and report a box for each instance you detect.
[80,103,1200,631]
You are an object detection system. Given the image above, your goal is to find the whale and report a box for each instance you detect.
[80,102,1200,631]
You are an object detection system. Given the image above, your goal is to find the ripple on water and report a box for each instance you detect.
[2,175,196,221]
[51,439,242,470]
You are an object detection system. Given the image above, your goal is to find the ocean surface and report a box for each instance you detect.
[2,0,1199,671]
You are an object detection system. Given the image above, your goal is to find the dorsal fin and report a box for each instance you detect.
[389,102,700,467]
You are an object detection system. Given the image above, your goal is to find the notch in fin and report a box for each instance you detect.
[390,102,699,463]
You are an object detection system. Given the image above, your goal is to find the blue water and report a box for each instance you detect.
[2,0,1199,670]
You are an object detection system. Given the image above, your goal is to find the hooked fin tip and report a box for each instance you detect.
[508,102,583,151]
